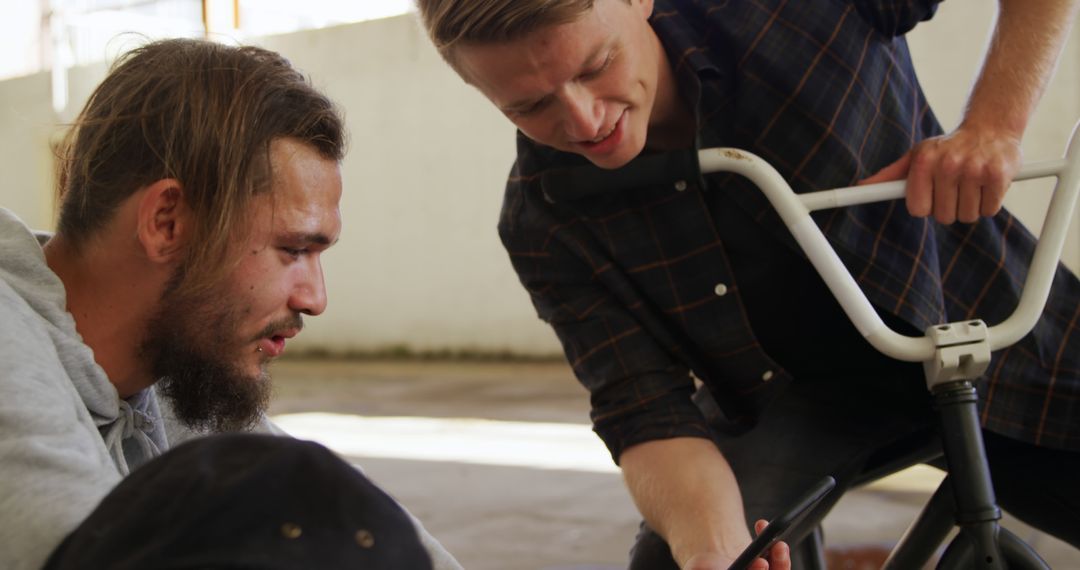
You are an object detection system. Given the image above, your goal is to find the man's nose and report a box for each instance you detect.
[560,85,603,141]
[289,258,328,316]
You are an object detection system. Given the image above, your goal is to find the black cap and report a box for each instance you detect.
[45,433,433,569]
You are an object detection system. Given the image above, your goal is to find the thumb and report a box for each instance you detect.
[858,152,912,185]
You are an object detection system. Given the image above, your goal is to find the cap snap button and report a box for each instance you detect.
[762,370,774,381]
[714,283,728,296]
[356,529,375,548]
[281,523,302,539]
[674,180,688,191]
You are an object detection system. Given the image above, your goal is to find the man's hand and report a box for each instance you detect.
[860,125,1022,225]
[859,0,1080,224]
[681,520,791,570]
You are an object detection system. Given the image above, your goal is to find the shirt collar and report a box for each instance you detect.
[650,0,726,149]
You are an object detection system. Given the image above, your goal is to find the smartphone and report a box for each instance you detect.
[726,475,837,570]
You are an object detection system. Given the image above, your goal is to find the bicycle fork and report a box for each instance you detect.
[936,381,1006,569]
[883,321,1048,570]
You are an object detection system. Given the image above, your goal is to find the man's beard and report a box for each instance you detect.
[140,270,282,433]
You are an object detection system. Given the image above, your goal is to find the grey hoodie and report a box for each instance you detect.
[0,208,460,570]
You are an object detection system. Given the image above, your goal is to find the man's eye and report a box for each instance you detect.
[513,99,548,117]
[582,53,614,79]
[281,247,306,259]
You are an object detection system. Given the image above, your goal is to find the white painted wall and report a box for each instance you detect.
[255,17,559,355]
[0,2,1076,356]
[0,71,56,230]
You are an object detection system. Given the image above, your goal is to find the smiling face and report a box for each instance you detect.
[455,0,672,169]
[147,138,342,431]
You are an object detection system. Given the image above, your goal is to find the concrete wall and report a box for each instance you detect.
[0,2,1076,356]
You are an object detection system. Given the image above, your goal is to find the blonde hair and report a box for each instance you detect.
[415,0,609,72]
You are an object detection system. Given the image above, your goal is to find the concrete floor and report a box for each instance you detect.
[266,359,1078,570]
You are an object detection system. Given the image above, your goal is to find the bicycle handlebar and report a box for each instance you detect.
[696,122,1080,362]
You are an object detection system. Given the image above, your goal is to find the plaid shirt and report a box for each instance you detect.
[498,0,1080,460]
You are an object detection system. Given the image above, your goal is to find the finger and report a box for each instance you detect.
[747,557,773,570]
[932,154,960,225]
[859,153,911,185]
[747,559,769,570]
[905,149,935,218]
[980,163,1008,217]
[957,176,982,223]
[769,540,791,570]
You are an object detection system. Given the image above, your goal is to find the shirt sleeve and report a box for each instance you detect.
[849,0,943,37]
[499,188,714,463]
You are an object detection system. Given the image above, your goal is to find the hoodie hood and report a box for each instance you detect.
[0,208,165,474]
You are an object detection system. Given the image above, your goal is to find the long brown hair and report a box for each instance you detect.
[55,38,345,295]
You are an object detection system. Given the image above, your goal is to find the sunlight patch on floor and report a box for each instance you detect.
[273,411,948,494]
[272,412,620,473]
[863,464,945,494]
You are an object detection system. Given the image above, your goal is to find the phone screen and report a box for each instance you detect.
[726,475,837,570]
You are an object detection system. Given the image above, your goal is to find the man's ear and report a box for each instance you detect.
[135,178,188,264]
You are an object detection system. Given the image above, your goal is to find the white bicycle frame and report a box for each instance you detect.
[697,124,1080,388]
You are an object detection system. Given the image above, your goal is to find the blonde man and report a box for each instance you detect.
[415,1,1080,568]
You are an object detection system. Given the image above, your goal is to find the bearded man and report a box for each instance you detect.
[0,38,460,570]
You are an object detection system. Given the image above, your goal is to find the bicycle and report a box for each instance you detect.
[691,122,1080,569]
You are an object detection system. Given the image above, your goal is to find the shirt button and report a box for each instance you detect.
[714,283,728,296]
[762,370,774,382]
[674,179,688,191]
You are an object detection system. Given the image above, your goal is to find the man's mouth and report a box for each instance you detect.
[576,109,627,154]
[257,327,300,358]
[257,336,285,357]
[588,121,619,143]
